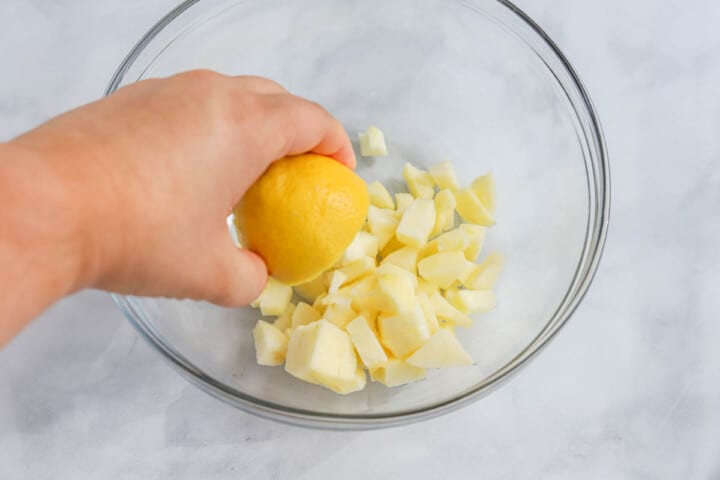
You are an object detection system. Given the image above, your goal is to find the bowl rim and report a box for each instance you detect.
[108,0,610,429]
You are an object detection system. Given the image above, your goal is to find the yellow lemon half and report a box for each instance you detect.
[235,154,369,285]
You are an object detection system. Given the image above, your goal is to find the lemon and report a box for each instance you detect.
[235,154,370,285]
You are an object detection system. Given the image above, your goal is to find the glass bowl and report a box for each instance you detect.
[108,0,609,429]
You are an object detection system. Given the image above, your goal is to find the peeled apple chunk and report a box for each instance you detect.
[403,163,435,199]
[454,188,495,226]
[417,251,474,289]
[394,193,414,214]
[377,273,417,314]
[341,231,379,265]
[366,206,398,249]
[253,321,289,366]
[359,126,388,157]
[463,252,504,289]
[285,320,363,394]
[376,262,418,286]
[432,188,457,237]
[378,304,432,357]
[406,329,472,368]
[380,246,419,274]
[470,173,496,213]
[430,291,472,327]
[323,302,357,329]
[459,224,486,261]
[331,368,368,394]
[247,128,502,394]
[257,278,293,316]
[291,302,321,328]
[336,256,375,284]
[346,316,388,369]
[417,293,440,333]
[448,289,497,314]
[370,360,426,387]
[436,229,470,253]
[428,160,460,191]
[368,180,395,209]
[272,303,295,331]
[396,198,436,248]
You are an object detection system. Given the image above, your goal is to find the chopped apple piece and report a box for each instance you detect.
[319,289,352,308]
[379,235,405,258]
[380,245,419,274]
[443,286,460,304]
[359,125,388,157]
[463,252,504,289]
[402,163,435,199]
[377,272,417,313]
[294,275,327,302]
[378,304,431,357]
[366,206,399,249]
[396,198,435,248]
[344,280,372,312]
[418,238,439,260]
[417,278,438,297]
[336,256,375,285]
[370,360,426,387]
[341,231,379,265]
[431,188,457,237]
[327,270,348,294]
[440,324,456,335]
[406,329,472,368]
[449,289,496,314]
[394,192,414,215]
[253,320,289,366]
[322,302,357,329]
[312,293,328,315]
[459,224,487,261]
[430,291,472,327]
[345,273,376,295]
[331,368,367,394]
[376,262,418,286]
[349,276,383,314]
[428,160,460,191]
[272,303,296,331]
[361,311,380,336]
[291,302,322,328]
[258,278,293,316]
[454,188,495,226]
[346,316,388,369]
[436,229,470,253]
[417,293,440,333]
[417,251,474,289]
[470,173,496,213]
[285,320,361,394]
[368,180,394,209]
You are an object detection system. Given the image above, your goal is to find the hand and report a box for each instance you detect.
[1,70,354,342]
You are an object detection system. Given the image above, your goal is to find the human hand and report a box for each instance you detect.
[6,70,354,314]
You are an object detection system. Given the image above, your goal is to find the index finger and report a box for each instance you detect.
[263,94,356,169]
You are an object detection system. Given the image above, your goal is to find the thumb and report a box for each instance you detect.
[202,241,268,307]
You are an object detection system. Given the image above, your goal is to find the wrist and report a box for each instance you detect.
[0,141,95,296]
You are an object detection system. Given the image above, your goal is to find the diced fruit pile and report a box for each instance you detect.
[249,127,502,394]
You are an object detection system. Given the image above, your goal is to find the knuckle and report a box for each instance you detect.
[177,69,224,85]
[239,75,286,92]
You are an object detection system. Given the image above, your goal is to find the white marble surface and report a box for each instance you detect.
[1,0,719,478]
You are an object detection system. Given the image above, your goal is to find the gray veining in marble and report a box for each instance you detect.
[1,0,720,478]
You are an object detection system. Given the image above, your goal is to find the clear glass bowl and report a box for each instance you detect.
[108,0,609,429]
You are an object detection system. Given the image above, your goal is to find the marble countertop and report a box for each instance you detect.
[2,0,719,478]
